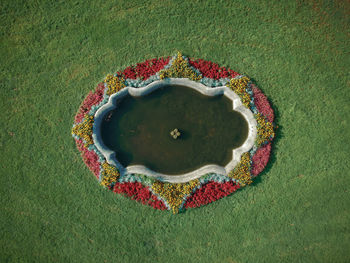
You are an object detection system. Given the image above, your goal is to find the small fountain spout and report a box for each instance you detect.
[170,128,181,139]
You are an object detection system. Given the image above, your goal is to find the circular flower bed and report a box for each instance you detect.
[71,52,275,213]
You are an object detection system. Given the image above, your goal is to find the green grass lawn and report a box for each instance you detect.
[1,0,349,262]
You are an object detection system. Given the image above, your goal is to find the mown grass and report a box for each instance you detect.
[1,0,349,262]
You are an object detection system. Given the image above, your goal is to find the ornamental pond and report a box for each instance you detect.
[100,85,248,175]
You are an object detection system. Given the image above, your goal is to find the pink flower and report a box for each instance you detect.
[74,82,105,123]
[252,85,274,123]
[251,142,272,176]
[75,139,100,178]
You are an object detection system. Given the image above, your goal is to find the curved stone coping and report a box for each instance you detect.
[93,78,257,183]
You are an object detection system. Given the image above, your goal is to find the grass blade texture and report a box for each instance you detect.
[1,0,349,262]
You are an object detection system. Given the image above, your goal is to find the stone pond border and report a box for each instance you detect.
[93,78,257,183]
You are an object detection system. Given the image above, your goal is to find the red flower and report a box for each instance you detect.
[113,182,167,210]
[121,66,137,79]
[118,57,170,80]
[188,58,239,79]
[184,181,240,208]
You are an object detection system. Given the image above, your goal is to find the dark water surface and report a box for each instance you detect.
[101,85,248,175]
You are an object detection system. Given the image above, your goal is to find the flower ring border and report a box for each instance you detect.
[71,52,275,213]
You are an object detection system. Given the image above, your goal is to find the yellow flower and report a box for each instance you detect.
[152,179,199,213]
[227,77,251,108]
[255,113,275,147]
[105,74,125,95]
[228,152,252,186]
[100,162,120,187]
[159,52,202,81]
[71,115,94,147]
